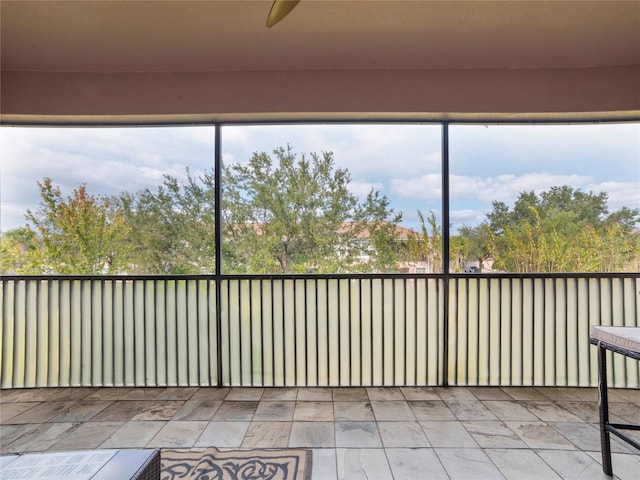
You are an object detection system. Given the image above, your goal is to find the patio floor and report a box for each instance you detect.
[1,386,639,479]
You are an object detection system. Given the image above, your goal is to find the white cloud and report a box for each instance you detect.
[587,181,640,212]
[450,209,486,228]
[390,174,442,200]
[349,180,385,198]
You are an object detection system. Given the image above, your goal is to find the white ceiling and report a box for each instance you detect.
[2,0,639,73]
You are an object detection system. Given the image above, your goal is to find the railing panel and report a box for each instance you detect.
[1,274,637,388]
[448,275,640,387]
[220,277,443,387]
[0,278,218,388]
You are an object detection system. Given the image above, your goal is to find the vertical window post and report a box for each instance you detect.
[442,122,450,386]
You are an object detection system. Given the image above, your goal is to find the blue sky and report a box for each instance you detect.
[1,123,638,234]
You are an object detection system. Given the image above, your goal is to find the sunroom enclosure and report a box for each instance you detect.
[1,122,639,390]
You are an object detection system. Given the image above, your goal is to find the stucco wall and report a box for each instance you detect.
[2,65,639,124]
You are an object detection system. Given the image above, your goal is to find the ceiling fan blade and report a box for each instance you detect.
[266,0,301,28]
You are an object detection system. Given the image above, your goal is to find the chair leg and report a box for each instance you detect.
[597,344,613,476]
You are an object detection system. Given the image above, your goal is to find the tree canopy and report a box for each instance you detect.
[18,178,130,274]
[480,186,640,272]
[222,146,402,273]
[2,162,638,275]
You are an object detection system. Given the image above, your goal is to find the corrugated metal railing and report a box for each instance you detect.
[448,275,639,388]
[1,274,638,389]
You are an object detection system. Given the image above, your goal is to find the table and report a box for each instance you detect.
[589,326,640,476]
[0,449,160,480]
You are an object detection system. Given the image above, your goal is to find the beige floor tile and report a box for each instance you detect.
[506,421,576,449]
[370,401,415,421]
[253,401,295,421]
[435,448,505,479]
[378,421,429,447]
[483,400,541,421]
[242,421,291,448]
[540,387,598,402]
[522,401,584,422]
[336,448,393,480]
[386,448,449,480]
[212,401,258,421]
[130,400,184,421]
[485,448,562,479]
[172,398,222,421]
[2,422,78,453]
[311,448,337,480]
[0,403,37,423]
[190,387,231,400]
[420,420,478,448]
[297,387,333,401]
[366,387,404,401]
[122,387,167,400]
[147,420,208,448]
[538,449,613,480]
[5,401,76,424]
[225,388,264,401]
[101,420,166,448]
[607,402,640,424]
[408,400,456,420]
[293,401,333,421]
[0,424,39,448]
[262,387,299,401]
[82,388,134,401]
[468,387,513,400]
[608,388,640,405]
[432,387,476,401]
[502,387,553,401]
[154,387,198,400]
[551,422,633,453]
[194,421,249,448]
[463,420,527,448]
[289,421,335,447]
[333,401,375,421]
[92,400,150,421]
[50,421,123,450]
[335,422,382,448]
[332,388,369,402]
[556,400,601,423]
[50,401,112,422]
[587,451,640,480]
[446,400,498,420]
[399,387,441,401]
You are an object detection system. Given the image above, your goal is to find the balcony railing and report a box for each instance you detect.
[1,274,638,389]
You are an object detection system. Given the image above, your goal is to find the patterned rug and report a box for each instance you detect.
[161,447,312,480]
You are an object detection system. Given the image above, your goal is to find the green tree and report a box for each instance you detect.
[119,169,216,274]
[487,186,640,272]
[222,146,401,273]
[456,223,493,271]
[403,210,442,273]
[24,178,130,274]
[0,227,38,274]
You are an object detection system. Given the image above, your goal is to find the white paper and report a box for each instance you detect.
[0,450,118,480]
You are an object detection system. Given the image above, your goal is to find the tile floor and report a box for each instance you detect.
[1,386,639,479]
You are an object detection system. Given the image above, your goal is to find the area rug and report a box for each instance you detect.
[161,447,312,480]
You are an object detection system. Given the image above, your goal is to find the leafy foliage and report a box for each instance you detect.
[21,178,129,274]
[480,186,640,272]
[222,146,402,273]
[118,169,216,274]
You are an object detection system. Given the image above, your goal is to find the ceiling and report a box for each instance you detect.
[3,0,639,73]
[1,1,639,123]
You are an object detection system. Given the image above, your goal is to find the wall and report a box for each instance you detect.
[2,66,639,124]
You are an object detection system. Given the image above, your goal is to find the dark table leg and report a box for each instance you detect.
[597,343,613,476]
